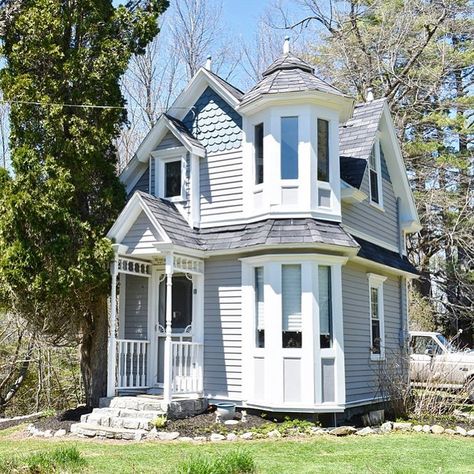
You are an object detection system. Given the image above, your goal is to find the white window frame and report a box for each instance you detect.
[153,147,186,203]
[367,273,387,361]
[369,137,384,211]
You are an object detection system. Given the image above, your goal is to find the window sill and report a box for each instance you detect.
[369,201,385,213]
[253,184,264,193]
[163,195,185,203]
[370,353,385,362]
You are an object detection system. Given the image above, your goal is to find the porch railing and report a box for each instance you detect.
[171,341,203,395]
[116,339,149,389]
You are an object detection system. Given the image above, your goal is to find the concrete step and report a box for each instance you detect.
[70,423,147,440]
[100,396,167,413]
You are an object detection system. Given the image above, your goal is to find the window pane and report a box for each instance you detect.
[282,264,302,348]
[372,320,381,354]
[319,265,332,348]
[370,287,380,354]
[255,267,264,348]
[370,169,379,203]
[165,161,181,198]
[255,123,264,185]
[281,117,298,179]
[317,119,329,182]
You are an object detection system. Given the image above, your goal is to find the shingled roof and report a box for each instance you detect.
[339,98,386,160]
[240,52,345,107]
[164,114,204,154]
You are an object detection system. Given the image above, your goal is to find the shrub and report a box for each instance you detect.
[176,449,256,474]
[152,415,167,429]
[0,446,86,473]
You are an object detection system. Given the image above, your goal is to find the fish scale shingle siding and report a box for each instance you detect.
[183,87,242,153]
[203,257,243,400]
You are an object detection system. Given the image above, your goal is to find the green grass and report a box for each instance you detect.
[176,449,256,474]
[0,429,473,473]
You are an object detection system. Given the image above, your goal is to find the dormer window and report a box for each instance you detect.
[165,160,182,198]
[369,140,383,208]
[317,119,329,182]
[255,123,264,185]
[281,116,299,179]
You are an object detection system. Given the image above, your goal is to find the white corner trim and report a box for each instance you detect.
[162,115,205,157]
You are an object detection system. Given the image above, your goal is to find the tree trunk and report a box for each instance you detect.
[80,296,108,407]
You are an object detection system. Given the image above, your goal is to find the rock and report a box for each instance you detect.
[134,432,145,441]
[157,431,180,441]
[54,429,67,437]
[240,432,254,440]
[193,436,207,442]
[146,428,158,440]
[466,430,474,437]
[43,430,53,438]
[330,426,357,436]
[422,425,431,433]
[267,430,281,438]
[413,425,423,432]
[178,437,193,442]
[224,420,239,426]
[210,433,225,442]
[445,429,456,435]
[357,427,375,436]
[226,433,238,441]
[311,427,325,435]
[380,422,393,433]
[431,425,444,434]
[455,426,467,436]
[393,422,412,431]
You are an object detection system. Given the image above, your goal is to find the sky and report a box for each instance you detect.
[221,0,270,41]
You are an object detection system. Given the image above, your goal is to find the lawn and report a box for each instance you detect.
[0,426,473,473]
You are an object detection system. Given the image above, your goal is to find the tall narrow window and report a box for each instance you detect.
[317,119,329,182]
[282,264,302,348]
[319,265,332,348]
[165,160,182,198]
[255,267,264,348]
[369,145,380,204]
[370,287,381,354]
[255,123,264,185]
[281,116,299,179]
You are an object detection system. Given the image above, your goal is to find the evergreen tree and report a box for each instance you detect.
[0,0,168,406]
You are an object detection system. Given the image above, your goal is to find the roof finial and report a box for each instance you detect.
[366,87,374,102]
[283,36,290,54]
[205,55,212,71]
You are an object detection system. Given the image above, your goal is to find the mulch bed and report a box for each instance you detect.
[166,409,273,437]
[32,406,92,433]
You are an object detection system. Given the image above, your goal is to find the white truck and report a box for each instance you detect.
[409,331,474,400]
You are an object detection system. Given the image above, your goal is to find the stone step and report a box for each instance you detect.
[70,423,147,440]
[100,396,167,413]
[91,407,164,420]
[81,413,155,431]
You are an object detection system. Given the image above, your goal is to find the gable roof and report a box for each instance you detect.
[207,69,244,101]
[240,52,345,108]
[339,98,385,160]
[340,156,367,189]
[163,114,204,154]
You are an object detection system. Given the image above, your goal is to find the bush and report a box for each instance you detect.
[0,446,86,473]
[176,449,256,474]
[152,415,167,429]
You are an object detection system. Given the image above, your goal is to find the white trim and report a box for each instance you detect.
[155,152,187,203]
[341,184,367,204]
[368,137,384,210]
[351,256,419,279]
[367,273,387,361]
[343,225,399,254]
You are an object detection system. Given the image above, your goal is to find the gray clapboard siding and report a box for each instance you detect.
[200,151,243,222]
[122,211,162,254]
[342,151,398,249]
[155,131,181,150]
[203,256,242,400]
[129,166,149,196]
[124,275,148,340]
[342,262,403,403]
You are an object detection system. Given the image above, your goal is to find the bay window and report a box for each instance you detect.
[318,265,332,348]
[317,119,329,182]
[282,264,302,348]
[254,123,264,185]
[281,116,299,179]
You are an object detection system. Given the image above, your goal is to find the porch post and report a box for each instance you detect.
[163,254,174,403]
[107,251,119,397]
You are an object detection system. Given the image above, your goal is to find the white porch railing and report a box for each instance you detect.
[116,339,149,389]
[171,342,203,395]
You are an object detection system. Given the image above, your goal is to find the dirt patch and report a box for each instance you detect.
[166,409,273,437]
[33,406,92,433]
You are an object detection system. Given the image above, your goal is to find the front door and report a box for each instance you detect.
[156,275,193,385]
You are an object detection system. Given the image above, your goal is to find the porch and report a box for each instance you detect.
[107,249,205,402]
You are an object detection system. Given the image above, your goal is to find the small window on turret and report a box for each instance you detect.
[317,119,329,182]
[255,123,264,185]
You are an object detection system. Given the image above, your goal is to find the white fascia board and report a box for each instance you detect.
[340,182,368,203]
[106,192,171,245]
[162,115,205,157]
[238,91,355,123]
[351,255,419,279]
[380,104,421,233]
[167,68,240,121]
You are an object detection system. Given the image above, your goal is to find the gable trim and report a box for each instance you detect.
[107,192,172,246]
